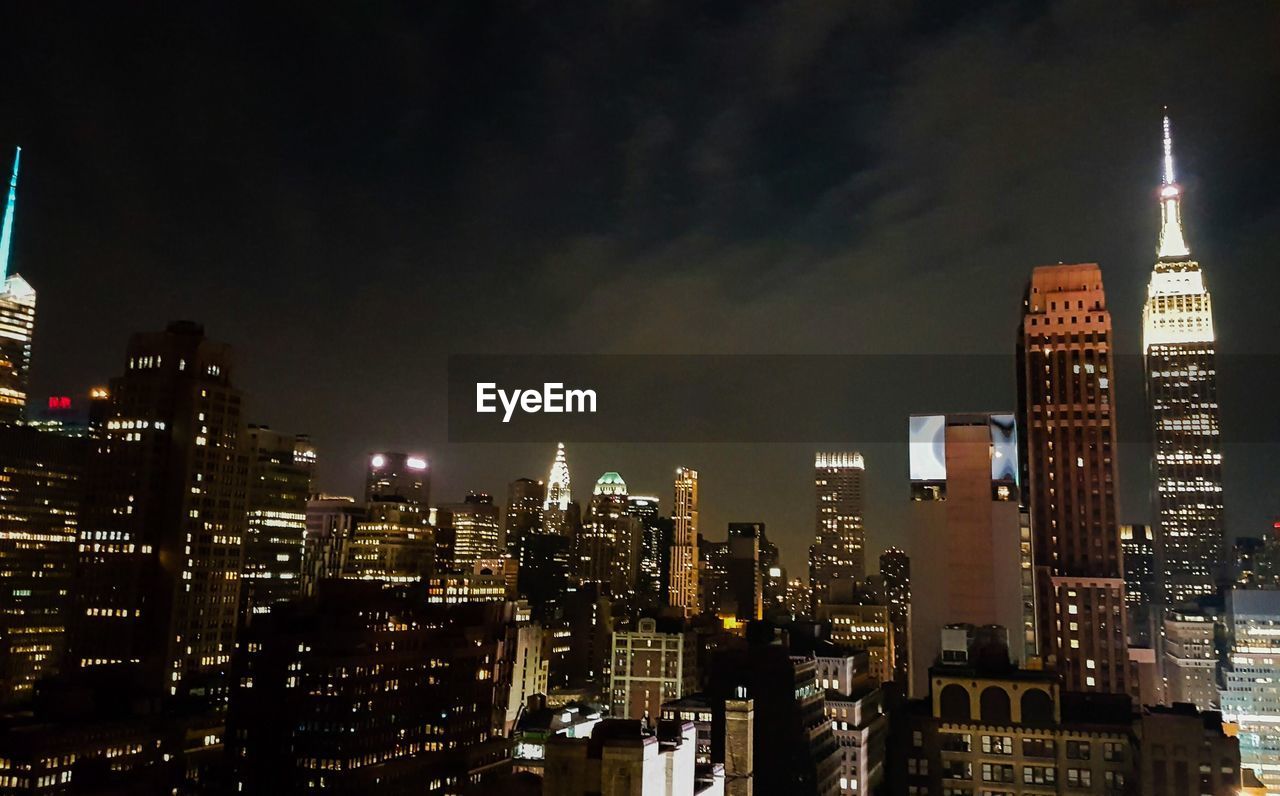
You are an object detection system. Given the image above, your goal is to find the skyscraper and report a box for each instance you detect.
[1120,523,1156,647]
[878,548,911,688]
[240,426,315,618]
[503,477,544,556]
[625,494,664,597]
[437,491,502,570]
[810,452,866,613]
[669,467,699,616]
[577,472,640,595]
[1220,588,1280,790]
[543,442,572,535]
[0,423,87,705]
[1142,114,1225,609]
[0,148,35,423]
[301,494,362,595]
[73,321,249,697]
[1018,263,1128,694]
[347,452,433,580]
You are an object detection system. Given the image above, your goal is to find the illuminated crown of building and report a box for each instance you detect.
[0,147,20,283]
[593,471,628,497]
[815,451,865,470]
[1143,111,1214,351]
[544,442,571,511]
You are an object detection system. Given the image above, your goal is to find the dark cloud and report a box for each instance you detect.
[1,1,1277,572]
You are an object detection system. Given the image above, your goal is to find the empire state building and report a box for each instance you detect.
[1142,114,1224,608]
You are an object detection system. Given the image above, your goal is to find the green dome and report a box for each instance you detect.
[593,471,628,496]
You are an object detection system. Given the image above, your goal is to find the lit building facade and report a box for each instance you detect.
[0,423,86,705]
[0,148,34,424]
[301,494,362,595]
[542,442,572,536]
[820,603,895,685]
[347,452,433,581]
[73,322,249,698]
[626,494,665,597]
[436,492,501,570]
[577,472,640,594]
[1142,115,1225,609]
[240,426,315,618]
[810,452,866,613]
[1220,588,1280,790]
[1018,263,1128,694]
[610,617,697,723]
[1121,523,1157,647]
[1161,606,1219,710]
[503,477,544,556]
[879,548,911,688]
[669,467,699,617]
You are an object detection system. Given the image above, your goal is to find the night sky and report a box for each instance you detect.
[2,2,1278,574]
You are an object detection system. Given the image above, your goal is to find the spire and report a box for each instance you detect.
[1157,111,1190,259]
[544,441,571,511]
[0,147,20,281]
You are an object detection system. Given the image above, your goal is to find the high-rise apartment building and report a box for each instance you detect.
[906,413,1032,697]
[626,494,665,597]
[240,426,315,618]
[347,452,433,580]
[1220,588,1280,790]
[0,423,87,705]
[437,491,501,570]
[878,548,911,688]
[301,494,362,595]
[1142,115,1225,608]
[669,467,699,616]
[1121,523,1157,647]
[0,148,35,424]
[577,472,640,595]
[73,321,249,698]
[1018,263,1128,694]
[810,452,866,613]
[503,477,544,556]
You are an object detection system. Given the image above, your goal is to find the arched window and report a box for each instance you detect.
[1020,688,1054,725]
[939,684,970,721]
[980,686,1011,724]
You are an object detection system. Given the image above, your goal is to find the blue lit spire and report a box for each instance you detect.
[0,147,20,281]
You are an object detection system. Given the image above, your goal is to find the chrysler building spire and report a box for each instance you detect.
[1157,111,1190,259]
[543,441,571,512]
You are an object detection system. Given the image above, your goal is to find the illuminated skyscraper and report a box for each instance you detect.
[668,467,699,616]
[503,477,544,555]
[1142,114,1224,608]
[0,148,35,423]
[240,426,315,619]
[879,547,911,688]
[577,472,640,594]
[809,451,866,613]
[0,423,86,705]
[1018,264,1128,694]
[347,452,433,580]
[543,442,572,535]
[73,321,249,698]
[625,495,664,597]
[437,492,502,570]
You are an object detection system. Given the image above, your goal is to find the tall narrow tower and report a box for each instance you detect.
[668,467,699,616]
[1018,263,1128,694]
[1142,112,1224,608]
[0,148,35,423]
[542,442,572,535]
[809,451,866,611]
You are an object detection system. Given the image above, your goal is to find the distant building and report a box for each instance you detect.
[511,697,603,775]
[542,442,572,536]
[1122,523,1157,647]
[437,491,502,570]
[818,603,895,686]
[577,472,641,595]
[0,423,87,705]
[504,477,544,557]
[240,426,315,618]
[1142,115,1225,609]
[301,495,362,595]
[810,452,866,613]
[347,452,433,580]
[626,495,665,598]
[878,548,911,688]
[610,617,697,723]
[228,581,517,793]
[1161,604,1219,711]
[1018,263,1128,694]
[72,321,248,699]
[0,148,35,423]
[1136,703,1241,796]
[1220,588,1280,791]
[819,653,887,796]
[669,468,700,616]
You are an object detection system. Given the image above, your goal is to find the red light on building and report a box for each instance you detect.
[47,396,71,410]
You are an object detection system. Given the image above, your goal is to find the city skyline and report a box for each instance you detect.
[1,6,1278,578]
